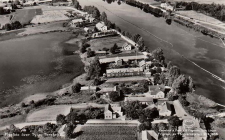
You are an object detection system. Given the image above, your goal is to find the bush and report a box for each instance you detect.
[109,91,121,102]
[4,23,12,31]
[21,102,26,108]
[72,83,81,93]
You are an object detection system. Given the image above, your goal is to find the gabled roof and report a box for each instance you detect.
[105,104,121,113]
[80,86,97,91]
[142,130,158,140]
[106,67,143,74]
[125,97,153,102]
[160,102,173,112]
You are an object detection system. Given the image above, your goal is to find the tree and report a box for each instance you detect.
[56,114,66,125]
[4,23,12,31]
[156,67,162,73]
[168,116,180,129]
[87,57,102,79]
[72,83,81,93]
[93,78,101,86]
[172,75,190,94]
[80,45,86,53]
[74,0,81,9]
[110,43,118,54]
[154,73,161,85]
[132,34,141,43]
[0,7,4,15]
[152,48,165,62]
[138,123,146,132]
[11,21,22,29]
[109,91,120,102]
[87,48,95,58]
[21,102,26,108]
[100,11,107,22]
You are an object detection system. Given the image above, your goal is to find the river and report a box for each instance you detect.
[0,32,84,107]
[80,0,225,104]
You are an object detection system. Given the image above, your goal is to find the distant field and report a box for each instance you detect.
[173,0,225,4]
[177,10,224,25]
[77,125,137,140]
[12,9,43,25]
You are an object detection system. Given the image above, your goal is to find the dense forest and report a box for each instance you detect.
[176,2,225,21]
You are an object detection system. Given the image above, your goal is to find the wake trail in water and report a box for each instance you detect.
[89,0,225,84]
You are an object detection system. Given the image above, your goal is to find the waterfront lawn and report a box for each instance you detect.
[88,36,126,51]
[77,125,137,140]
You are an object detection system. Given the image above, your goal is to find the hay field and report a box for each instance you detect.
[172,0,225,4]
[31,9,69,24]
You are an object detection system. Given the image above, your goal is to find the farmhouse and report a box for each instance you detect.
[148,85,165,99]
[84,27,92,33]
[159,102,175,116]
[80,86,97,93]
[124,97,153,105]
[99,86,118,93]
[104,104,123,119]
[95,50,107,56]
[142,130,158,140]
[106,67,144,77]
[96,22,107,32]
[99,55,148,64]
[70,19,84,27]
[122,42,132,50]
[58,124,67,138]
[160,3,174,11]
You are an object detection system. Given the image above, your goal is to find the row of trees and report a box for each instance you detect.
[125,0,163,16]
[4,21,22,31]
[176,2,225,21]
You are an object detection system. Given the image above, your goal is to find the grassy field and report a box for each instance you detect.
[88,36,126,51]
[12,8,43,25]
[0,115,26,128]
[77,125,138,140]
[26,105,71,122]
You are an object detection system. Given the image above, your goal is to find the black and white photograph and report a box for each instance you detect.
[0,0,225,139]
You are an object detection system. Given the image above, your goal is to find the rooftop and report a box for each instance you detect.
[106,67,143,74]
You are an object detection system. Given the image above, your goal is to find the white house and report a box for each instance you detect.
[148,86,165,99]
[96,22,107,32]
[142,130,158,140]
[104,104,123,119]
[70,19,84,27]
[122,42,132,51]
[159,102,174,116]
[160,3,174,11]
[58,124,67,138]
[80,86,97,93]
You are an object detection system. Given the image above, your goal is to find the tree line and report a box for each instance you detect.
[176,2,225,22]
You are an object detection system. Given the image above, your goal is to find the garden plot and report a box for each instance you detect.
[77,125,138,140]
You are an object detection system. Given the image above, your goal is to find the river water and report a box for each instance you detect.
[80,0,225,104]
[0,32,84,107]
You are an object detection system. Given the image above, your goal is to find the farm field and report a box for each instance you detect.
[77,125,138,140]
[88,36,126,51]
[177,10,225,25]
[172,0,225,4]
[12,8,43,25]
[31,9,69,24]
[26,104,106,122]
